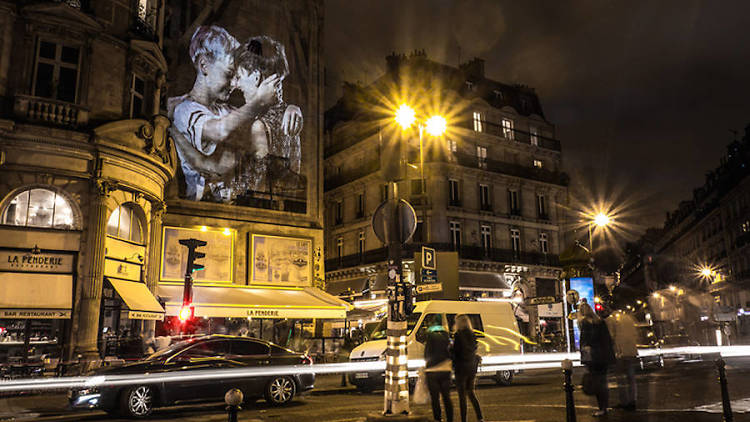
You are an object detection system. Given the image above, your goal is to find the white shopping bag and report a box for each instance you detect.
[413,368,429,405]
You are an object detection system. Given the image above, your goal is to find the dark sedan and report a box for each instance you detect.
[69,335,314,418]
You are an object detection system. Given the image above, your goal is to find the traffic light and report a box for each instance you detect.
[179,238,207,275]
[594,303,603,313]
[404,283,416,317]
[178,305,194,322]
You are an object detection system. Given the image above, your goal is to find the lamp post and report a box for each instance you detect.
[394,105,447,243]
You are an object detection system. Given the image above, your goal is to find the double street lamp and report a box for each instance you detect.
[394,104,447,243]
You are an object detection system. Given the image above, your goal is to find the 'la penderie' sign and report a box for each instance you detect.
[0,250,73,273]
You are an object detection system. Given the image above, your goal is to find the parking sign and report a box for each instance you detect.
[422,246,436,270]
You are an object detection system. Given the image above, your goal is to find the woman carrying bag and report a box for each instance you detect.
[579,302,616,417]
[423,314,453,422]
[452,314,484,422]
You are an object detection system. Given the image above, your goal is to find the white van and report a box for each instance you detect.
[348,300,522,392]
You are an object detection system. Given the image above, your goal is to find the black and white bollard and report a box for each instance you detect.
[562,359,577,422]
[225,388,243,422]
[716,358,733,422]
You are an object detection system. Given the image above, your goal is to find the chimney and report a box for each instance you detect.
[459,57,485,80]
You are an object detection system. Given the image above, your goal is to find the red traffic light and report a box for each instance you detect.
[594,303,603,312]
[179,305,194,322]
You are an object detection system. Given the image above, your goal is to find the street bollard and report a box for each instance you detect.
[225,388,243,422]
[562,359,577,422]
[715,358,733,422]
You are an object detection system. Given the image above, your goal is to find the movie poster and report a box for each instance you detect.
[250,234,311,287]
[166,2,319,214]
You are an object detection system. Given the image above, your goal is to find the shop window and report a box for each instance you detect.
[107,204,144,244]
[1,188,76,229]
[33,40,80,103]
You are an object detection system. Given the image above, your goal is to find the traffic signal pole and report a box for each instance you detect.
[178,238,206,331]
[383,181,409,415]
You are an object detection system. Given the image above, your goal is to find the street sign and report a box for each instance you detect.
[538,302,563,317]
[372,199,417,245]
[416,283,442,294]
[529,296,557,305]
[421,246,436,270]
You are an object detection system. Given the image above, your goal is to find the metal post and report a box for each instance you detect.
[418,124,428,243]
[562,359,576,422]
[716,358,733,422]
[562,279,571,354]
[383,182,409,415]
[225,388,243,422]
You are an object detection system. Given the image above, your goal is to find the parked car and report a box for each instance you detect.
[69,335,314,418]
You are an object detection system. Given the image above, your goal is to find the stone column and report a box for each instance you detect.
[74,179,114,362]
[143,200,165,335]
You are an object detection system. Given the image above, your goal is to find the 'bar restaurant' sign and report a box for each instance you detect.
[0,250,73,273]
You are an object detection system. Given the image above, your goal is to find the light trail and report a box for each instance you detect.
[1,346,749,394]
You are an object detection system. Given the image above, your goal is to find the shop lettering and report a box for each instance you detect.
[7,255,64,266]
[246,309,280,317]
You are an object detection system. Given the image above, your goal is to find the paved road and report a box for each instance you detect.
[3,358,750,421]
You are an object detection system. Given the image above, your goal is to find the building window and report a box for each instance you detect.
[380,184,388,202]
[33,40,80,103]
[536,194,547,219]
[447,139,457,153]
[508,189,520,215]
[530,126,539,146]
[533,159,543,169]
[510,228,521,254]
[448,179,461,206]
[480,224,492,252]
[358,231,365,256]
[106,204,144,244]
[450,221,462,250]
[502,118,514,140]
[336,236,343,258]
[473,111,483,132]
[356,193,365,219]
[476,145,487,169]
[1,188,76,230]
[479,184,491,211]
[129,74,146,118]
[335,200,343,225]
[539,232,549,254]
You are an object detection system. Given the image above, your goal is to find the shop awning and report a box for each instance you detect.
[108,278,165,320]
[158,284,352,319]
[459,271,511,291]
[0,273,72,319]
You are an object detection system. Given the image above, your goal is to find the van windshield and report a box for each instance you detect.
[369,313,422,340]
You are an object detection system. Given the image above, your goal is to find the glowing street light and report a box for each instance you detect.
[395,104,416,129]
[424,115,447,137]
[700,267,713,278]
[594,212,610,227]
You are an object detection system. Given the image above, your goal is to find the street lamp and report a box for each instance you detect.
[395,104,447,243]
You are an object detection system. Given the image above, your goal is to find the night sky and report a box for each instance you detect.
[325,0,750,233]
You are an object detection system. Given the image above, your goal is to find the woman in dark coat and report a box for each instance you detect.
[423,314,453,422]
[451,314,483,422]
[579,302,616,417]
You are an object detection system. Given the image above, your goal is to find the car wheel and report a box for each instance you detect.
[121,385,155,418]
[495,370,513,386]
[265,376,296,405]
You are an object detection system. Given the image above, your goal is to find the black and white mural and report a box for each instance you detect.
[168,25,306,210]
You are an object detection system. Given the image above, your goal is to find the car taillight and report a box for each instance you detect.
[300,355,313,365]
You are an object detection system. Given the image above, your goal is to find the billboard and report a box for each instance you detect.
[166,3,318,215]
[569,277,594,349]
[250,234,311,287]
[161,227,234,283]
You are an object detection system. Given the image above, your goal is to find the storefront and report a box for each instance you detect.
[0,248,75,363]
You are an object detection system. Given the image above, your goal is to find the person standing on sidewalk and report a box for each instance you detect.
[579,302,616,417]
[452,314,484,422]
[423,314,453,422]
[606,310,638,411]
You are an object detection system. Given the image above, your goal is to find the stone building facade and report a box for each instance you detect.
[323,52,568,337]
[0,0,175,362]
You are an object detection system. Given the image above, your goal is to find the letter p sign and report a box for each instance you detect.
[421,246,436,270]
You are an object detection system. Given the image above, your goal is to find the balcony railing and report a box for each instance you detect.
[324,158,380,190]
[452,152,569,186]
[466,120,562,152]
[14,95,89,128]
[325,242,560,272]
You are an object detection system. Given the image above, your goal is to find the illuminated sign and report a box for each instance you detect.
[250,234,311,287]
[161,226,234,283]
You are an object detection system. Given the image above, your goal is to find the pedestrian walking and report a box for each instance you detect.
[423,314,453,422]
[605,310,638,411]
[452,314,484,422]
[579,302,616,417]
